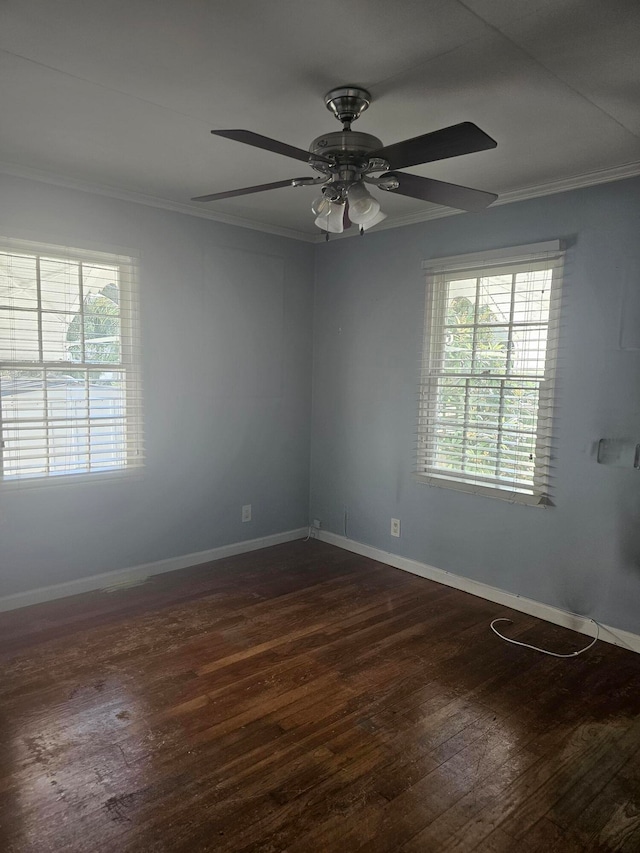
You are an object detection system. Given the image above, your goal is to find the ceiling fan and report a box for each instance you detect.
[192,86,498,235]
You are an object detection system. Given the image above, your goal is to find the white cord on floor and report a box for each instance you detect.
[490,617,600,658]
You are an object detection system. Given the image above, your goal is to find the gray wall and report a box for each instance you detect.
[0,174,315,596]
[310,177,640,635]
[2,171,639,637]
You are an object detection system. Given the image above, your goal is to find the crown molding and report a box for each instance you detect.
[2,158,639,246]
[0,160,315,243]
[493,159,640,206]
[312,159,640,243]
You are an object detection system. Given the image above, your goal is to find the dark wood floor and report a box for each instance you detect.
[1,541,640,852]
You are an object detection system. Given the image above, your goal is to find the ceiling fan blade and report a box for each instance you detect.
[192,178,307,202]
[212,129,329,164]
[383,172,498,212]
[371,122,497,170]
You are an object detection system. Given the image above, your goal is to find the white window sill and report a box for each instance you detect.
[0,466,144,491]
[413,471,551,506]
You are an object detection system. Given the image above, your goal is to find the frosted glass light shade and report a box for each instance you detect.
[359,209,387,230]
[314,201,344,233]
[347,182,381,225]
[311,196,331,217]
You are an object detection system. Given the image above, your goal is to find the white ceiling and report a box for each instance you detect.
[0,0,639,241]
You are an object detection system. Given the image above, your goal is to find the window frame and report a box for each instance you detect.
[0,237,143,488]
[415,241,564,506]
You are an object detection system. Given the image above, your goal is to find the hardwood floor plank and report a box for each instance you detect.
[2,540,640,852]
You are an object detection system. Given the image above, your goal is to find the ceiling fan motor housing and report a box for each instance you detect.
[310,131,384,167]
[310,130,389,201]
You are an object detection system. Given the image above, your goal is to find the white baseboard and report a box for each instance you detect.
[5,527,638,656]
[318,531,640,655]
[0,527,309,613]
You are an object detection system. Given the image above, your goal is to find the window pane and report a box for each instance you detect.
[82,266,121,364]
[435,378,466,423]
[2,423,48,478]
[89,371,126,418]
[84,313,121,363]
[511,325,548,376]
[477,274,513,324]
[89,418,127,469]
[442,325,475,372]
[441,325,509,374]
[0,308,40,360]
[41,312,79,362]
[39,258,81,313]
[48,422,90,474]
[465,429,500,476]
[432,425,464,471]
[1,369,45,420]
[497,431,536,484]
[82,263,120,300]
[473,325,509,374]
[0,252,38,309]
[502,382,539,431]
[45,370,87,419]
[41,311,122,365]
[513,270,552,324]
[446,278,477,323]
[468,380,502,429]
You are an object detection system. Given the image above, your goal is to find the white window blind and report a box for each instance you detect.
[0,238,143,483]
[416,242,564,505]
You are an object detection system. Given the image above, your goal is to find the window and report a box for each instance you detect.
[416,242,564,505]
[0,238,143,483]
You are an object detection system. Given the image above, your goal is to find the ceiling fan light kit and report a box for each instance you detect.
[193,86,498,236]
[314,200,345,234]
[346,181,382,226]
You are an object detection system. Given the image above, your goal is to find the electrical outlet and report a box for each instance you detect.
[391,518,401,537]
[313,519,321,529]
[242,504,252,522]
